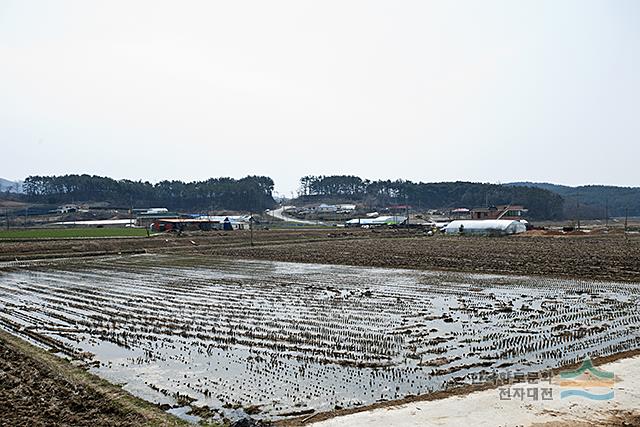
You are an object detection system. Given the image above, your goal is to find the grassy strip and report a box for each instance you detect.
[0,328,188,426]
[0,227,148,239]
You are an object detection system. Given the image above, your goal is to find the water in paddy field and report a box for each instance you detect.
[0,255,639,421]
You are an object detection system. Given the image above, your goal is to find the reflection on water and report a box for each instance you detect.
[0,254,638,420]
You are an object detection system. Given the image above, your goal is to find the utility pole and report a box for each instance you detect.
[605,198,609,228]
[4,209,9,230]
[249,212,254,247]
[130,198,134,227]
[405,194,409,233]
[24,207,28,229]
[576,190,581,231]
[624,207,629,240]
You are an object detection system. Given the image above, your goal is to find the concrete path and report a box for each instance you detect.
[311,355,640,427]
[268,207,324,225]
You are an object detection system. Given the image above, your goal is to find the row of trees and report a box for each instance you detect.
[298,176,564,220]
[299,175,367,197]
[23,175,275,211]
[20,174,578,219]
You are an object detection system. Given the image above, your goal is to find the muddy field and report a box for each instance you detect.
[208,233,640,282]
[2,230,638,283]
[0,229,367,262]
[1,254,638,423]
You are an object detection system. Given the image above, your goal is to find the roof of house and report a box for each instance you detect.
[347,215,407,225]
[55,219,136,226]
[197,215,252,223]
[156,218,221,224]
[472,205,527,212]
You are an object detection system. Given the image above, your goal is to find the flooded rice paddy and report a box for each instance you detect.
[1,254,639,420]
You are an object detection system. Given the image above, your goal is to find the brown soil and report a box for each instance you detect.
[5,230,637,282]
[206,233,640,283]
[0,228,369,262]
[0,200,29,209]
[0,329,186,427]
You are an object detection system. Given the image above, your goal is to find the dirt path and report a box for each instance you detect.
[306,355,640,427]
[0,329,186,427]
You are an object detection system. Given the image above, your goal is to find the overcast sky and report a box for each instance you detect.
[1,1,638,195]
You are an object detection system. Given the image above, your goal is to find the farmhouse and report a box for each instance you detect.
[151,218,224,232]
[197,215,252,230]
[336,204,356,213]
[316,203,338,213]
[53,204,80,214]
[449,208,471,220]
[136,209,180,227]
[470,205,528,220]
[151,215,253,232]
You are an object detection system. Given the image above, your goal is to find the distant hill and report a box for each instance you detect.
[507,182,640,218]
[507,182,574,195]
[0,178,23,193]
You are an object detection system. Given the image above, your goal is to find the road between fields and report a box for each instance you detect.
[268,207,326,225]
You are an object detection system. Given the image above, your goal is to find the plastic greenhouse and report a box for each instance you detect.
[444,220,527,236]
